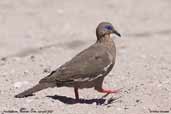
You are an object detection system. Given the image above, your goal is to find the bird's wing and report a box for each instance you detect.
[40,44,114,83]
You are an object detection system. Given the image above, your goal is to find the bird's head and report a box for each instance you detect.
[96,22,121,40]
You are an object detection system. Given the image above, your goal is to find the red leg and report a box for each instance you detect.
[74,87,79,100]
[98,88,121,94]
[94,77,121,94]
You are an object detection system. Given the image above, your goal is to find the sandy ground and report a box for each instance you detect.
[0,0,171,114]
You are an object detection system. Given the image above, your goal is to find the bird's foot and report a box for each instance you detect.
[98,89,121,94]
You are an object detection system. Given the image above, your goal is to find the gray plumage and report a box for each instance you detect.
[15,22,121,99]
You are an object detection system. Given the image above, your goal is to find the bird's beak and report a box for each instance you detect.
[112,30,121,37]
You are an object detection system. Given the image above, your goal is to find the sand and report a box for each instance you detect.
[0,0,171,114]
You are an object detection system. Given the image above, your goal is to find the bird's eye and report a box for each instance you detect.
[105,25,113,30]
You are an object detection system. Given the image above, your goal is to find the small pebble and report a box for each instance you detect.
[136,99,140,103]
[43,68,51,73]
[124,106,129,110]
[24,70,29,75]
[1,57,7,61]
[30,55,35,61]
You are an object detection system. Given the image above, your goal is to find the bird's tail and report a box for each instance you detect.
[15,83,56,98]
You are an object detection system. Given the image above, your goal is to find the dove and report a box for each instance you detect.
[15,22,121,100]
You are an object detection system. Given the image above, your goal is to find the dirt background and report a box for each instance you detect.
[0,0,171,114]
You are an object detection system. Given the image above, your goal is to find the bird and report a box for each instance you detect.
[15,22,121,100]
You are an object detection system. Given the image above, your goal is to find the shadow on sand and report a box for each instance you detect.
[127,29,171,37]
[2,29,171,60]
[47,94,121,105]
